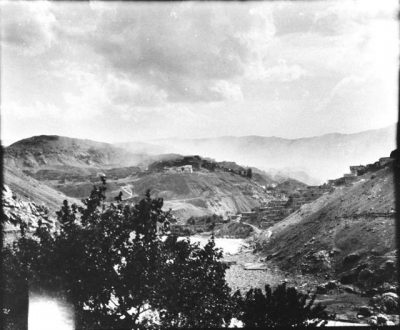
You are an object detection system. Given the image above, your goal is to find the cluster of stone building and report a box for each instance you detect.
[240,154,396,229]
[286,185,332,209]
[238,184,331,229]
[149,155,253,178]
[327,156,394,187]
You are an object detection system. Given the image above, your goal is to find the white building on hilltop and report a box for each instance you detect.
[164,165,193,173]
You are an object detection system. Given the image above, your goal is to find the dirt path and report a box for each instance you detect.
[241,221,262,234]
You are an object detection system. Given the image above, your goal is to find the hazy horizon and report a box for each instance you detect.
[2,122,396,147]
[1,0,398,146]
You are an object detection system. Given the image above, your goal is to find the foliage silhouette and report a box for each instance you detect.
[2,180,233,329]
[233,282,327,327]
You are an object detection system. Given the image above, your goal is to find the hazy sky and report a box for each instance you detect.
[1,0,398,145]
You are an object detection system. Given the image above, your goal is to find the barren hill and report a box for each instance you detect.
[256,165,396,287]
[46,169,273,222]
[4,135,148,171]
[131,170,271,221]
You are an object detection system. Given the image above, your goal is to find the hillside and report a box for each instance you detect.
[4,135,148,172]
[4,135,279,222]
[255,165,396,287]
[275,178,308,193]
[147,125,396,184]
[52,169,272,222]
[138,170,272,221]
[3,165,79,213]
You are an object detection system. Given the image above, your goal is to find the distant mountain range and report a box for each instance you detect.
[130,125,396,184]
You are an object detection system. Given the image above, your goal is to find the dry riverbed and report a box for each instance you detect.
[190,234,398,326]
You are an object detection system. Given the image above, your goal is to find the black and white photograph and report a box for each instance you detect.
[1,0,399,328]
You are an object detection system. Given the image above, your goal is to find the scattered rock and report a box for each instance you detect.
[368,316,378,326]
[316,285,327,294]
[311,250,331,270]
[355,263,368,272]
[370,248,380,256]
[329,248,341,256]
[363,288,379,297]
[340,272,357,284]
[325,280,338,290]
[358,306,373,317]
[382,292,399,300]
[343,252,361,266]
[341,285,358,294]
[371,292,399,314]
[381,294,399,313]
[381,260,396,271]
[377,313,389,324]
[358,268,373,282]
[379,282,397,293]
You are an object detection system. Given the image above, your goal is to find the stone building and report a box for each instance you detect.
[349,165,367,176]
[378,157,393,167]
[164,165,193,173]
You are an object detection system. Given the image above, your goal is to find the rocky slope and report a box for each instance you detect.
[4,165,79,212]
[255,165,396,288]
[2,184,55,245]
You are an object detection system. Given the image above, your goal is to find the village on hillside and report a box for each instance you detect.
[170,151,396,235]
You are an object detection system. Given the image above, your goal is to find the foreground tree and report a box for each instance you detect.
[2,181,233,329]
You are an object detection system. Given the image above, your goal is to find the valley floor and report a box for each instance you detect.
[192,234,399,326]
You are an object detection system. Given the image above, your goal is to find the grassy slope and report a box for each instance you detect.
[258,166,396,277]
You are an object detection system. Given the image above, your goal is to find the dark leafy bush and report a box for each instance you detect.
[234,282,328,327]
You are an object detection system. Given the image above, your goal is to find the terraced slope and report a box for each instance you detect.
[121,170,271,221]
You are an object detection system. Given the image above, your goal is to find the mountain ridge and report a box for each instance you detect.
[5,123,396,185]
[148,124,395,144]
[144,125,396,184]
